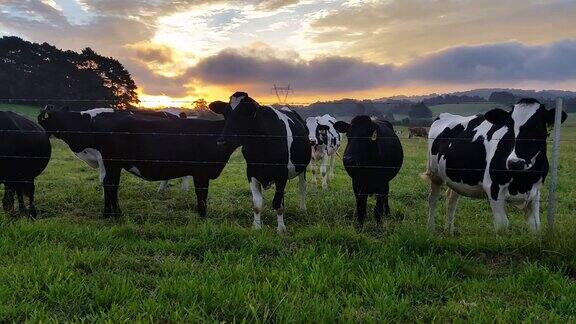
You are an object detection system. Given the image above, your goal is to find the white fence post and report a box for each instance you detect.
[547,97,563,230]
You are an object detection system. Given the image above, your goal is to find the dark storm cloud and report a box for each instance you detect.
[190,49,396,91]
[189,40,576,94]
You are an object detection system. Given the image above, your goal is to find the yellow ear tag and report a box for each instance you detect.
[371,130,377,141]
[42,112,48,120]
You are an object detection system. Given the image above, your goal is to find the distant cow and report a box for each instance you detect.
[1,111,51,218]
[408,126,428,138]
[210,92,311,233]
[38,107,234,218]
[334,116,403,228]
[305,114,341,189]
[422,98,567,234]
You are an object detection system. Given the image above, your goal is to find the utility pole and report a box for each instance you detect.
[272,83,292,104]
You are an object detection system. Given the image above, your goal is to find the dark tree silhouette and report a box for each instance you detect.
[0,36,139,109]
[409,102,433,119]
[489,91,517,105]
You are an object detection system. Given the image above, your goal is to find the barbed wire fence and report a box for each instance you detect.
[0,97,572,229]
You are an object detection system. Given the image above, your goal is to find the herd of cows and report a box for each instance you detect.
[0,93,568,234]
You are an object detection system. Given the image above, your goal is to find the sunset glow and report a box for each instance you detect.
[1,0,575,107]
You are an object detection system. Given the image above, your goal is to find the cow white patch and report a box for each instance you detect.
[74,148,106,183]
[512,102,539,137]
[270,107,297,179]
[80,108,115,117]
[230,95,245,110]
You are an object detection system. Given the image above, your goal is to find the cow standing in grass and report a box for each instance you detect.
[1,111,51,218]
[38,107,234,218]
[422,98,567,234]
[334,116,403,228]
[408,127,429,139]
[305,114,341,189]
[210,92,311,233]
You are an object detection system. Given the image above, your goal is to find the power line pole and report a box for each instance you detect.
[272,83,292,104]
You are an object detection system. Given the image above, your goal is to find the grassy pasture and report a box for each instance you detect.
[0,105,576,321]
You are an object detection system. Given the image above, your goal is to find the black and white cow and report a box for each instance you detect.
[334,116,403,228]
[1,111,51,218]
[422,98,568,234]
[209,92,311,233]
[305,114,341,189]
[38,107,234,218]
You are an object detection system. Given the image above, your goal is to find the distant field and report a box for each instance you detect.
[0,104,41,119]
[1,104,576,321]
[429,102,508,117]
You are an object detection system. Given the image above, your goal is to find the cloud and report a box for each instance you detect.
[304,0,576,63]
[187,40,576,95]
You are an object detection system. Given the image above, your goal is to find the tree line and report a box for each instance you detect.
[0,36,139,109]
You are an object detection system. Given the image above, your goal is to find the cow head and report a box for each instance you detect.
[334,115,379,167]
[306,117,329,147]
[38,106,91,143]
[484,98,568,171]
[209,92,259,148]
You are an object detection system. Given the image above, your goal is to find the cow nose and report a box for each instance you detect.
[309,139,316,145]
[507,159,525,171]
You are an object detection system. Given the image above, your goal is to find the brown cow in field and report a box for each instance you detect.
[408,127,429,138]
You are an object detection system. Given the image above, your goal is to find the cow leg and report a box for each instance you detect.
[16,189,26,214]
[182,176,191,192]
[445,188,459,236]
[489,199,509,233]
[374,194,384,227]
[249,177,263,230]
[525,191,541,233]
[311,160,318,185]
[329,154,336,180]
[273,179,288,234]
[2,185,15,213]
[320,154,328,190]
[102,166,122,218]
[158,181,169,193]
[298,172,307,211]
[193,176,209,218]
[24,182,37,219]
[427,182,441,233]
[354,193,368,229]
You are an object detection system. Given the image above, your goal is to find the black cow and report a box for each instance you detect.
[334,116,403,228]
[423,98,568,234]
[1,111,51,218]
[209,92,311,233]
[38,107,234,218]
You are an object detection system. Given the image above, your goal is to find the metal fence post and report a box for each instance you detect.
[547,97,563,230]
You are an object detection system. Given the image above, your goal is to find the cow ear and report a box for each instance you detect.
[546,109,568,126]
[208,101,229,115]
[484,108,509,125]
[333,121,349,133]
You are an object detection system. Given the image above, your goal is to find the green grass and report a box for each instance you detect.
[0,104,41,119]
[429,103,508,117]
[1,106,576,321]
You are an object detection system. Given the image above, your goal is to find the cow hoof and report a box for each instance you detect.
[253,222,262,230]
[277,225,287,234]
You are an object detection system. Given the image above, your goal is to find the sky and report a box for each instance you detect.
[1,0,575,106]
